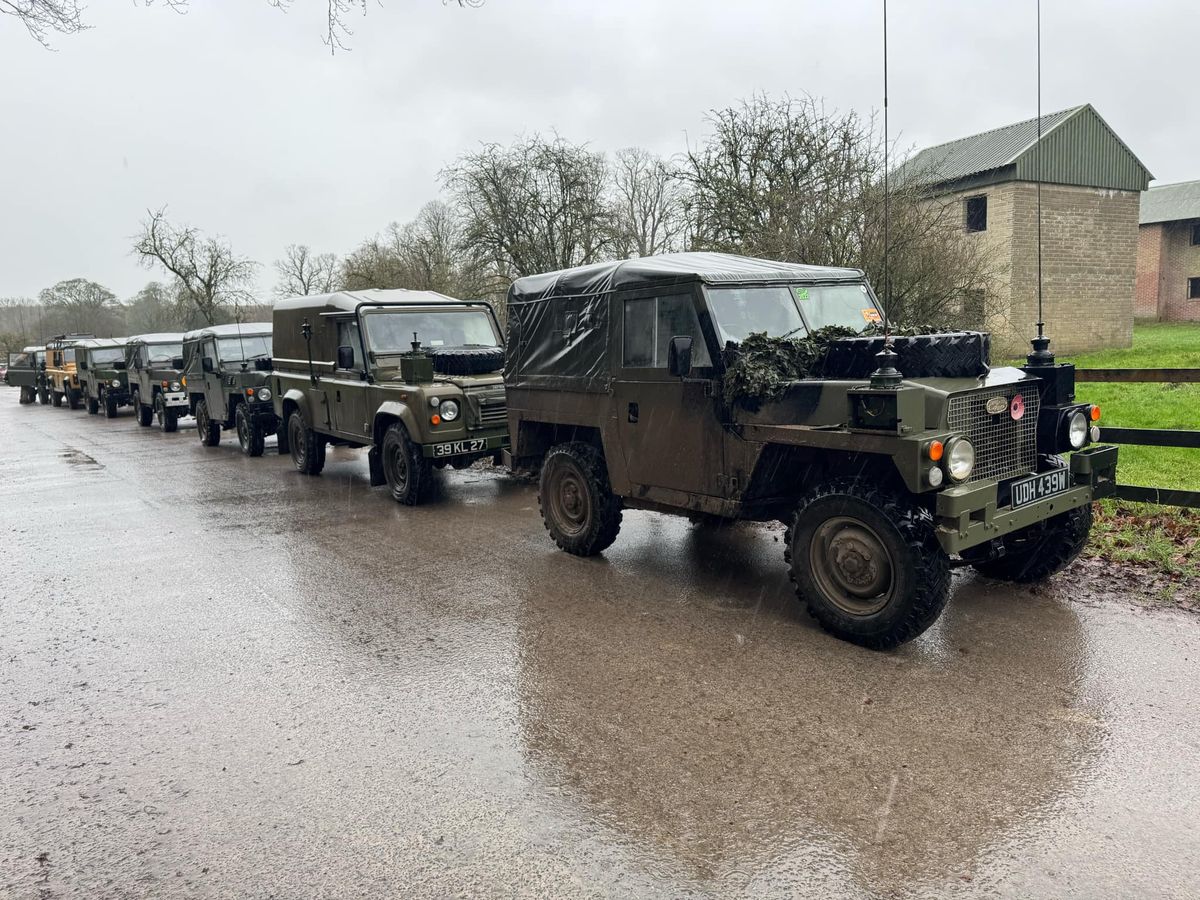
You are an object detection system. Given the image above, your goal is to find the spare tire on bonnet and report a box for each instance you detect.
[429,345,506,376]
[816,332,991,380]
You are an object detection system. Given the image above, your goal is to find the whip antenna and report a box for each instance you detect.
[882,0,890,338]
[1027,0,1054,365]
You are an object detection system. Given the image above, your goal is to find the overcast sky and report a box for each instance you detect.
[1,0,1194,301]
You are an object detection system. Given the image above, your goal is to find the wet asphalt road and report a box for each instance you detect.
[1,396,1199,900]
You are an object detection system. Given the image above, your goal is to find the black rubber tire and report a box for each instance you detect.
[38,387,50,405]
[288,409,326,476]
[196,399,221,447]
[51,391,63,408]
[786,479,952,650]
[428,345,505,377]
[156,395,178,433]
[966,459,1093,583]
[104,393,119,418]
[19,386,34,404]
[86,396,99,415]
[381,422,433,505]
[236,404,265,457]
[538,442,623,556]
[135,393,153,427]
[818,332,991,380]
[67,389,81,410]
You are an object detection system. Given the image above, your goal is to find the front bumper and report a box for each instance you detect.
[934,445,1118,554]
[162,391,188,409]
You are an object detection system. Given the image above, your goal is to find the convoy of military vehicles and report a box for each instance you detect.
[3,251,1118,649]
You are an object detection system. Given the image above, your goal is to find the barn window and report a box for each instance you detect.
[1189,277,1200,300]
[1191,222,1200,246]
[965,195,988,232]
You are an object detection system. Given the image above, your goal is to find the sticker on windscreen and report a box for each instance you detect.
[861,308,882,323]
[793,287,810,301]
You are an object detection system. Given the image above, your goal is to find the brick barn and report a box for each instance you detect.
[902,104,1152,354]
[1136,180,1200,322]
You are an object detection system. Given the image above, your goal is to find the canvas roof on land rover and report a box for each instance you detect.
[183,322,272,341]
[273,289,467,314]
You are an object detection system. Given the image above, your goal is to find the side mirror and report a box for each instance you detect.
[112,360,127,370]
[667,335,694,378]
[201,357,214,374]
[171,356,185,370]
[336,345,355,370]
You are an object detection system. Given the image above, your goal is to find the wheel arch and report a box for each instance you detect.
[372,401,420,449]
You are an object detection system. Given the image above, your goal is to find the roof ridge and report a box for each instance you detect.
[909,105,1084,159]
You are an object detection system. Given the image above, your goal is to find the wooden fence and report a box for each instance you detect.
[1075,368,1200,508]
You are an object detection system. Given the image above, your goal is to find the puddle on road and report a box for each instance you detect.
[59,448,104,469]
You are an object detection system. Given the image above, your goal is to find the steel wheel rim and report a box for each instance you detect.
[237,410,250,448]
[808,515,895,617]
[548,461,590,537]
[290,418,305,466]
[386,439,409,492]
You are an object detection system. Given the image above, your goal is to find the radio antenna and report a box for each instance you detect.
[882,0,891,339]
[1028,0,1054,365]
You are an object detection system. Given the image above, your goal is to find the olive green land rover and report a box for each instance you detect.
[505,252,1117,650]
[76,338,130,417]
[125,333,188,432]
[272,289,509,504]
[5,346,45,404]
[183,323,278,456]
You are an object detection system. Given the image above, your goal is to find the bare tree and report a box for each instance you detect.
[133,208,258,326]
[611,147,688,258]
[38,278,124,335]
[124,281,191,333]
[444,135,615,289]
[273,244,338,298]
[683,95,1000,328]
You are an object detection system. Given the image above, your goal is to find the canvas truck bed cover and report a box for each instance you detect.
[505,252,864,393]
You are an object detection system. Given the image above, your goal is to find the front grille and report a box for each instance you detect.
[465,389,507,430]
[946,385,1039,484]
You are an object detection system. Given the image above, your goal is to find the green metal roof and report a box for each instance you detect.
[899,104,1152,193]
[1140,180,1200,224]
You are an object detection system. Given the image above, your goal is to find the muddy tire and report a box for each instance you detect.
[236,403,265,457]
[104,392,119,418]
[288,409,326,476]
[786,479,951,650]
[196,399,221,447]
[381,422,433,505]
[538,442,623,556]
[86,395,99,415]
[135,393,153,427]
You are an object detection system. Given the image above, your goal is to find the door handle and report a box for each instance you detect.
[628,402,638,424]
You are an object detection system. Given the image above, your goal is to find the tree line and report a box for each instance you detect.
[0,95,997,357]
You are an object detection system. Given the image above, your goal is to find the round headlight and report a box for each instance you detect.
[170,381,181,392]
[439,399,460,422]
[1067,410,1088,449]
[111,378,120,387]
[257,387,272,402]
[946,438,975,483]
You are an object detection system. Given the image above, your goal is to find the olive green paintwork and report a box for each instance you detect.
[76,338,131,413]
[5,346,43,391]
[125,333,188,420]
[507,275,1117,555]
[270,290,509,472]
[183,323,278,436]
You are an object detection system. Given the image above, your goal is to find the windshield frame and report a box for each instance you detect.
[215,333,272,365]
[702,279,881,345]
[145,342,184,365]
[358,303,503,360]
[89,347,126,365]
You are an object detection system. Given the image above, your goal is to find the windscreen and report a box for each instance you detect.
[63,349,76,363]
[9,352,32,367]
[147,343,183,363]
[90,347,124,364]
[217,335,272,362]
[706,283,880,343]
[363,310,498,353]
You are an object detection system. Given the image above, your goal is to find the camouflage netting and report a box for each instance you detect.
[721,324,964,411]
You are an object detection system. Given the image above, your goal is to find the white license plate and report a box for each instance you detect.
[432,438,487,458]
[1010,468,1070,509]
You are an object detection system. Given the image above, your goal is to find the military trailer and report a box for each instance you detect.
[5,346,45,404]
[44,333,94,409]
[183,322,278,456]
[504,252,1118,650]
[76,338,130,417]
[271,289,509,504]
[125,333,188,432]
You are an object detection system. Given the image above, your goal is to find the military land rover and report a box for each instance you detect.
[125,333,188,432]
[5,346,45,404]
[76,338,130,417]
[44,333,94,409]
[504,252,1117,650]
[272,289,509,504]
[183,322,278,456]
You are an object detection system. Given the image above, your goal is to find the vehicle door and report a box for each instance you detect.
[326,316,371,442]
[611,290,723,497]
[200,338,229,421]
